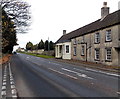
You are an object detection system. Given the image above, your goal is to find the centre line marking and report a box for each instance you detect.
[48,68,78,80]
[62,68,94,79]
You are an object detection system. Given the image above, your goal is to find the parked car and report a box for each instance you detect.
[13,51,17,54]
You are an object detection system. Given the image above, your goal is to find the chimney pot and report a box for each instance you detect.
[101,2,109,19]
[103,2,107,7]
[63,30,66,35]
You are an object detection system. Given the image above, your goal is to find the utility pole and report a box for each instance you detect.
[48,37,50,51]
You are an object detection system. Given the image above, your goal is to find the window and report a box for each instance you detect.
[95,33,100,43]
[81,36,85,43]
[59,46,62,53]
[78,39,80,44]
[95,48,100,60]
[106,48,112,61]
[73,39,77,45]
[73,47,77,56]
[106,30,112,41]
[81,46,85,56]
[66,45,69,53]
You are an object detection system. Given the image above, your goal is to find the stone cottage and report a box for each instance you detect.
[55,2,120,66]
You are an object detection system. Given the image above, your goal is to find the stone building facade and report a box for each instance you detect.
[55,2,120,66]
[71,25,120,66]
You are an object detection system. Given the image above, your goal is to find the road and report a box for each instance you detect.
[1,53,120,98]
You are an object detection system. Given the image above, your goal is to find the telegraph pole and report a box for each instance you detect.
[48,37,50,51]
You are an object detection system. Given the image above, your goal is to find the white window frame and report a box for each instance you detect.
[106,30,112,41]
[95,32,100,43]
[73,47,77,56]
[73,39,77,45]
[95,48,100,60]
[81,36,85,43]
[106,48,112,61]
[66,45,69,53]
[81,46,85,56]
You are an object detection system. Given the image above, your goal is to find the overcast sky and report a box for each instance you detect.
[14,0,120,50]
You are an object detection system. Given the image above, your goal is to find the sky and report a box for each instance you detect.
[14,0,120,50]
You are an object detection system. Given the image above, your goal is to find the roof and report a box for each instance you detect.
[56,10,120,44]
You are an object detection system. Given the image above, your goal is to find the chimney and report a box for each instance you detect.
[101,2,109,19]
[63,30,66,35]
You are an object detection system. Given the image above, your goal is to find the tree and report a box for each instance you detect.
[1,0,31,53]
[38,39,44,49]
[2,9,17,53]
[33,44,38,50]
[49,41,54,50]
[1,0,31,34]
[44,40,49,51]
[26,42,33,50]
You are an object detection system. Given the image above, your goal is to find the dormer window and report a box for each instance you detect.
[106,30,112,42]
[95,33,100,43]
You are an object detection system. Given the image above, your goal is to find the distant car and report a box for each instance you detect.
[13,51,17,54]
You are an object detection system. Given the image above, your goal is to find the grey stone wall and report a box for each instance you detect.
[71,25,120,66]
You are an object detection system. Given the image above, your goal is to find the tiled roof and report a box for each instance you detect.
[56,10,120,43]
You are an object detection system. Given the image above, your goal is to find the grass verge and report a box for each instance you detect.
[18,51,54,59]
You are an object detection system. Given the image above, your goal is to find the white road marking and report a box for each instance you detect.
[86,68,120,77]
[4,75,7,77]
[10,78,14,81]
[27,57,29,59]
[73,68,87,72]
[1,91,6,96]
[62,68,94,80]
[50,62,62,66]
[3,79,6,82]
[3,76,6,79]
[49,68,78,80]
[117,92,120,94]
[3,82,6,86]
[2,86,6,90]
[11,85,15,89]
[10,81,14,85]
[1,65,7,98]
[12,95,17,98]
[8,63,18,98]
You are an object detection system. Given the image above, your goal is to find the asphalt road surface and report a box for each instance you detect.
[2,53,120,98]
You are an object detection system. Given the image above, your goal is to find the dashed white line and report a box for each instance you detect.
[3,79,6,82]
[48,68,78,80]
[8,63,18,98]
[1,91,6,96]
[62,68,94,80]
[1,65,7,98]
[10,81,14,85]
[2,86,6,90]
[49,62,62,66]
[117,92,120,94]
[3,82,6,86]
[86,68,120,77]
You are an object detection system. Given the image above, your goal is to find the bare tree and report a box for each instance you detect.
[0,0,31,33]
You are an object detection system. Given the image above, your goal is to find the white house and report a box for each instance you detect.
[55,30,71,59]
